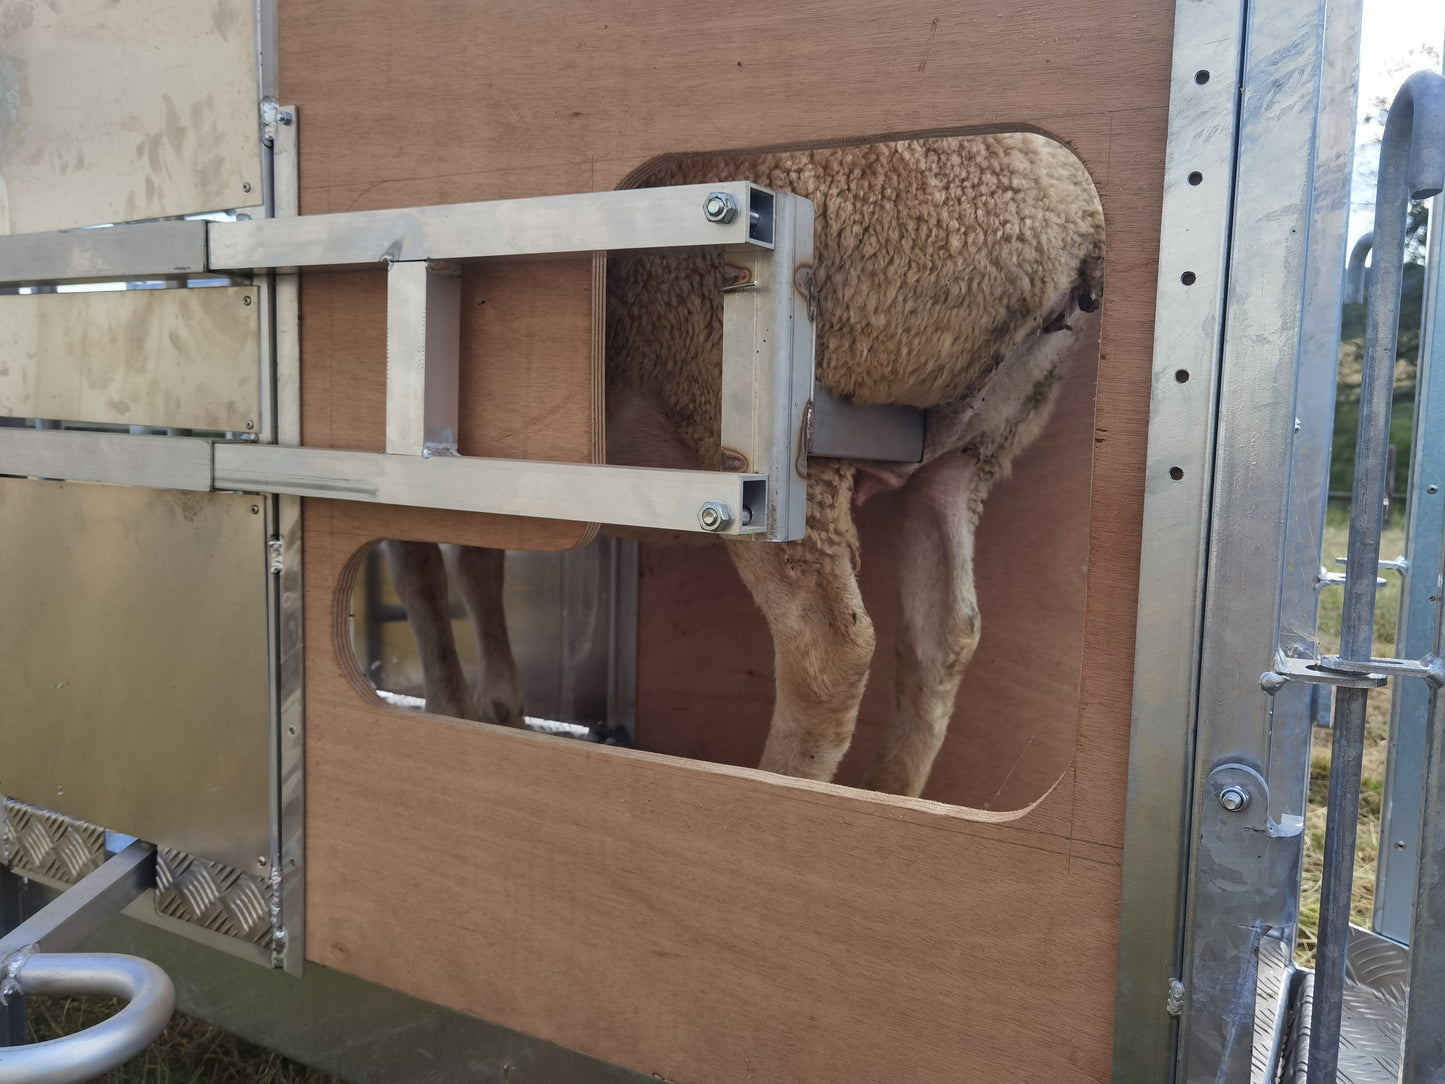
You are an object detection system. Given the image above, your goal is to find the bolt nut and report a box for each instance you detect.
[698,501,733,532]
[703,192,739,224]
[1218,785,1249,812]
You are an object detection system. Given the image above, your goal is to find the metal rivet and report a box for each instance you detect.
[1219,785,1249,812]
[703,192,739,224]
[698,501,733,531]
[251,504,261,514]
[1170,466,1185,481]
[258,856,268,867]
[1429,485,1439,495]
[1395,840,1407,850]
[1195,69,1210,85]
[1181,271,1197,286]
[1188,171,1203,186]
[245,419,255,430]
[242,181,252,193]
[243,295,253,306]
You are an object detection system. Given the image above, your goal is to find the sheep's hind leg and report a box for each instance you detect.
[384,539,474,719]
[862,453,988,797]
[726,460,876,783]
[446,545,527,728]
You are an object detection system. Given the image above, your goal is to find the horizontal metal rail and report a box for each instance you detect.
[0,429,767,537]
[0,182,776,286]
[208,182,775,269]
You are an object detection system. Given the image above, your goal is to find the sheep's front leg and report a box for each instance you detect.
[726,460,876,782]
[445,545,527,728]
[384,539,474,719]
[863,453,988,796]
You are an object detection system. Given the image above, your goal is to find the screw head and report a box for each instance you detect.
[1218,785,1249,812]
[703,192,739,224]
[698,501,733,532]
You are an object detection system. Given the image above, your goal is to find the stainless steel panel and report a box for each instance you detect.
[1113,0,1248,1078]
[213,443,769,536]
[0,429,213,492]
[0,286,261,431]
[0,221,208,287]
[207,181,774,270]
[0,481,272,876]
[0,0,260,233]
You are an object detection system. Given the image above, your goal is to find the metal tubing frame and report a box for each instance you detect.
[0,841,173,1082]
[0,179,814,541]
[0,953,175,1084]
[1377,146,1445,945]
[1356,69,1445,1084]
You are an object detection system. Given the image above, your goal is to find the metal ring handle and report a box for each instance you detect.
[0,952,175,1083]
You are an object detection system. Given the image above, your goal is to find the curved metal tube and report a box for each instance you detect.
[1343,230,1372,305]
[0,952,175,1083]
[1310,68,1445,1084]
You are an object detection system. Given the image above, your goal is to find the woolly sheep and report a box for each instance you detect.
[385,132,1104,797]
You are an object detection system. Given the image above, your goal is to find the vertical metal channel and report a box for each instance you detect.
[1176,1,1334,1079]
[1112,0,1247,1078]
[1376,176,1445,943]
[258,0,305,974]
[719,192,815,542]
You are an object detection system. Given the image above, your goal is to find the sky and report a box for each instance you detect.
[1345,0,1445,251]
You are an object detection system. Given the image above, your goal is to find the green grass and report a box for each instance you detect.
[1296,502,1405,967]
[24,998,341,1083]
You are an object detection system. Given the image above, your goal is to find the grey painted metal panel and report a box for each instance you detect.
[0,481,272,877]
[0,287,261,432]
[0,0,261,233]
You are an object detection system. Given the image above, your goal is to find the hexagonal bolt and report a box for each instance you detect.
[1218,785,1249,813]
[697,501,733,532]
[703,192,739,224]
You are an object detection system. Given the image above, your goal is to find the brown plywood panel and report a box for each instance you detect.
[635,325,1100,813]
[288,0,1175,1079]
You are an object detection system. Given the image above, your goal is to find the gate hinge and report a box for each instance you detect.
[267,537,284,574]
[1167,978,1186,1018]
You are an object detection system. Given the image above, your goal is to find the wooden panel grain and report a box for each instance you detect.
[288,0,1177,1079]
[636,324,1101,813]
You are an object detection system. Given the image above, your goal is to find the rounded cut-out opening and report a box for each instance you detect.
[341,128,1105,818]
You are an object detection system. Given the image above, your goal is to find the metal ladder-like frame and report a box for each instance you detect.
[0,844,173,1081]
